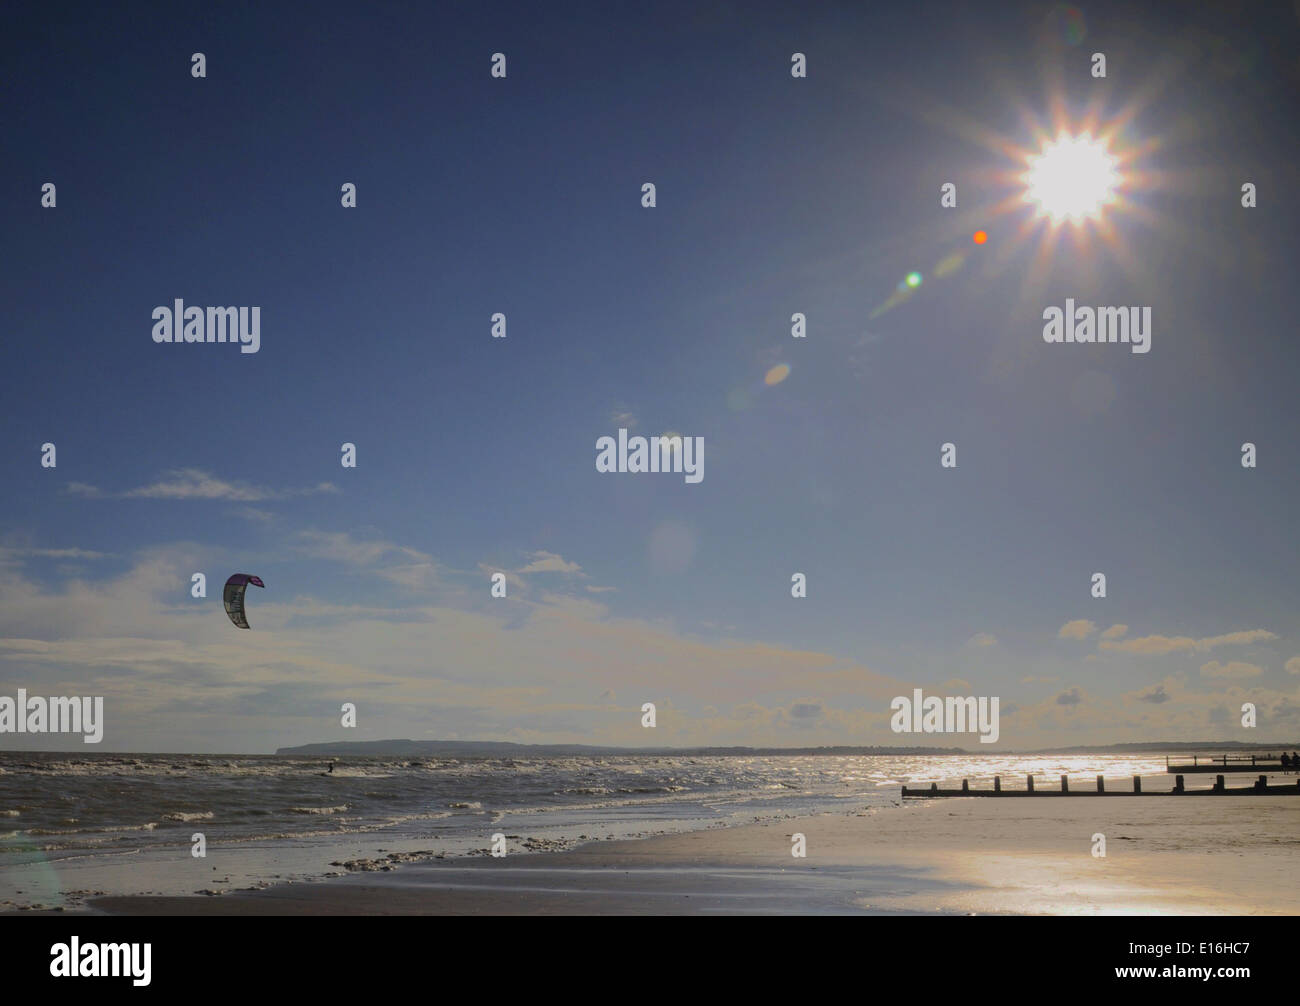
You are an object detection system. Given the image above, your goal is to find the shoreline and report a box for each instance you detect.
[73,794,1300,915]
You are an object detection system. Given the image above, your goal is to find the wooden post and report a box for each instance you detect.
[930,782,938,793]
[1097,775,1105,792]
[1026,774,1034,792]
[993,775,1001,793]
[961,779,969,792]
[1133,775,1141,794]
[1214,774,1225,792]
[1174,775,1184,793]
[1061,775,1068,792]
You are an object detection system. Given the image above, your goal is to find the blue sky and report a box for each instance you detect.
[2,0,1298,751]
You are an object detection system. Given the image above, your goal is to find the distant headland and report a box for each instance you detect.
[274,739,1296,758]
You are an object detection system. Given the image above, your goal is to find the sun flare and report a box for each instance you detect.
[1022,132,1119,224]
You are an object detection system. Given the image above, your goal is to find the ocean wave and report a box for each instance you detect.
[162,811,214,822]
[288,804,349,815]
[370,810,453,828]
[28,822,158,835]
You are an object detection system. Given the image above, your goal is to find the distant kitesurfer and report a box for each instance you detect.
[328,760,335,774]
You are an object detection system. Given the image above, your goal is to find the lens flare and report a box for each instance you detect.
[764,363,791,386]
[905,271,923,288]
[934,251,965,277]
[1047,3,1087,46]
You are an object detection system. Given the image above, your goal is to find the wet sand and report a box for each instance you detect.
[87,796,1300,915]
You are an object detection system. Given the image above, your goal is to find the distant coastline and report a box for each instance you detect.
[273,738,1299,758]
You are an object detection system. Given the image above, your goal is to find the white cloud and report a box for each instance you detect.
[965,632,997,648]
[69,469,338,502]
[0,546,112,560]
[1100,629,1277,655]
[1196,630,1278,649]
[1058,619,1096,640]
[295,529,429,565]
[1200,660,1264,680]
[376,564,439,590]
[517,551,582,574]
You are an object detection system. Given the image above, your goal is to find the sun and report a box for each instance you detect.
[1022,131,1119,224]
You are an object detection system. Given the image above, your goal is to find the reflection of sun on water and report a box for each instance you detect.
[871,753,1171,789]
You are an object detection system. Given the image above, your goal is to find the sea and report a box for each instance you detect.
[0,750,1174,909]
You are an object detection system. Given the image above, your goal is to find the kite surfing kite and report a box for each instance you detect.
[223,574,265,629]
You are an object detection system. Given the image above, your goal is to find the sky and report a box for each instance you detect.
[2,0,1298,752]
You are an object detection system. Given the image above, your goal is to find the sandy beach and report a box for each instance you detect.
[87,795,1300,915]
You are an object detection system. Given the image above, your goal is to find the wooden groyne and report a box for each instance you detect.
[901,774,1300,798]
[1164,753,1294,773]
